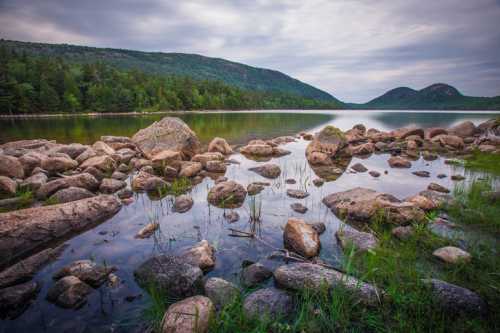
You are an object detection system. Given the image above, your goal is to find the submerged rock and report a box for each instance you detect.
[274,263,382,306]
[134,255,203,298]
[174,194,194,213]
[53,259,116,288]
[0,281,40,319]
[283,218,320,258]
[286,189,309,199]
[243,287,294,319]
[132,117,201,159]
[241,263,272,287]
[161,296,214,333]
[290,202,308,214]
[428,182,450,193]
[207,181,247,208]
[249,163,281,179]
[0,195,121,269]
[351,162,368,173]
[134,223,159,239]
[46,276,92,309]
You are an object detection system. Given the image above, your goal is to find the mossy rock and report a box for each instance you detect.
[318,126,346,141]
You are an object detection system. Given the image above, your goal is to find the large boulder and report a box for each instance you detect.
[207,181,247,208]
[448,121,476,138]
[0,195,121,269]
[204,277,239,309]
[323,187,425,224]
[161,296,214,333]
[151,150,182,169]
[423,279,487,315]
[208,137,233,155]
[0,155,24,178]
[46,276,92,309]
[49,186,95,204]
[283,218,320,258]
[132,117,201,159]
[134,255,203,298]
[37,173,99,199]
[243,287,294,319]
[274,263,382,306]
[241,263,272,287]
[306,126,348,166]
[249,164,281,179]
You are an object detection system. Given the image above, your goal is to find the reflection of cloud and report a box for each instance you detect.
[1,0,499,102]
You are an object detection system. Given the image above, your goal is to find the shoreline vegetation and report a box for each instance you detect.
[0,116,499,332]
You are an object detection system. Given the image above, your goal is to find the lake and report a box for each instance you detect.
[0,110,499,332]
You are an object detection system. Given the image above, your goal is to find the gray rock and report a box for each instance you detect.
[336,228,378,253]
[351,162,368,173]
[274,263,382,306]
[134,255,203,298]
[243,287,294,319]
[0,281,40,319]
[49,186,95,204]
[290,202,308,214]
[423,279,487,315]
[179,240,216,272]
[53,259,116,288]
[117,188,133,199]
[174,194,194,213]
[412,171,430,178]
[369,170,381,178]
[46,275,92,309]
[249,164,281,179]
[99,178,126,194]
[241,263,272,287]
[204,277,239,309]
[428,182,450,193]
[53,143,88,159]
[224,211,240,223]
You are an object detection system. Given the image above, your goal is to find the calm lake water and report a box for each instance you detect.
[1,110,499,333]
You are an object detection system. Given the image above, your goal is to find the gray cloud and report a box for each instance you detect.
[1,0,499,102]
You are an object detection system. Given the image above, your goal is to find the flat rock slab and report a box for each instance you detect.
[274,263,382,306]
[0,195,121,269]
[53,260,116,288]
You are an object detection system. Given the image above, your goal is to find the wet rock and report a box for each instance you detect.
[290,202,308,214]
[206,160,227,173]
[351,162,368,172]
[0,155,24,178]
[241,263,272,287]
[151,150,182,169]
[247,182,265,196]
[243,287,294,319]
[412,170,430,177]
[451,174,465,181]
[323,187,425,224]
[313,178,325,186]
[285,178,296,184]
[47,276,92,309]
[428,182,450,193]
[131,171,162,191]
[0,281,40,319]
[308,222,326,234]
[208,137,233,155]
[437,174,447,179]
[286,189,309,199]
[423,279,487,315]
[336,228,378,253]
[449,121,476,138]
[388,156,411,168]
[80,155,116,172]
[306,125,348,165]
[391,225,414,240]
[53,259,116,287]
[433,246,471,264]
[204,277,239,309]
[283,218,320,258]
[224,210,240,223]
[272,147,291,157]
[369,170,381,178]
[207,181,247,208]
[134,223,159,239]
[174,194,194,213]
[274,263,382,306]
[49,186,95,204]
[180,240,216,272]
[249,163,281,179]
[99,178,126,194]
[134,255,204,298]
[132,117,201,159]
[179,161,203,177]
[405,194,437,211]
[0,176,17,197]
[161,296,214,333]
[0,195,121,269]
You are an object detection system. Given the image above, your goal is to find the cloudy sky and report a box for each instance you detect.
[1,0,500,102]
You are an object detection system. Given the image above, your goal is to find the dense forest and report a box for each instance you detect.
[0,46,343,115]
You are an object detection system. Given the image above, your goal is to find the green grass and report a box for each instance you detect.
[448,178,500,234]
[0,188,34,212]
[463,151,500,175]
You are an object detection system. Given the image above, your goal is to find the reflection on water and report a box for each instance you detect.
[1,110,499,332]
[1,110,498,145]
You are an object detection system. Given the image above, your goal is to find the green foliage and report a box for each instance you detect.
[0,40,344,114]
[463,151,500,175]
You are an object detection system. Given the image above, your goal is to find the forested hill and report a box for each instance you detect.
[0,39,339,102]
[349,83,500,110]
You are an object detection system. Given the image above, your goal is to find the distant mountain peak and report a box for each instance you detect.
[420,83,461,97]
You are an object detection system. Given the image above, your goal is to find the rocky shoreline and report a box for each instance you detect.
[0,116,498,330]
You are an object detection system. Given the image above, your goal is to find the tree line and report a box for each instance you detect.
[0,47,341,114]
